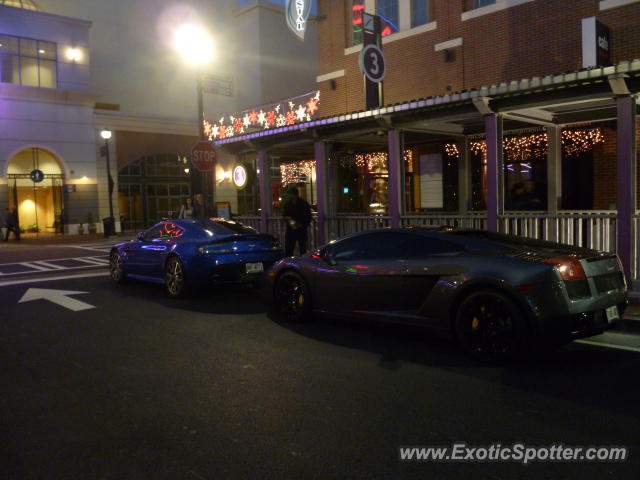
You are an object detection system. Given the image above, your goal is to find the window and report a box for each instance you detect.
[348,0,366,46]
[0,34,57,88]
[377,0,400,36]
[328,232,411,261]
[475,0,496,7]
[144,222,184,241]
[411,0,430,27]
[402,234,464,257]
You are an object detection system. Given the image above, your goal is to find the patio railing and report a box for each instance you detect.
[235,210,640,280]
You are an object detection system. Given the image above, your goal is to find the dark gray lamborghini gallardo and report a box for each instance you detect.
[268,227,628,362]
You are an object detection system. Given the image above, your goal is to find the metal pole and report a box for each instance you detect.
[388,129,403,228]
[105,137,114,235]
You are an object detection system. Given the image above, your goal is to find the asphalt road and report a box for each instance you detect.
[1,245,639,479]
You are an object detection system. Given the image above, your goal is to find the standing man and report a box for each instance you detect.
[3,206,20,241]
[282,185,311,256]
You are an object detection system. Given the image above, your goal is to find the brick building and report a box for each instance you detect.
[213,0,640,282]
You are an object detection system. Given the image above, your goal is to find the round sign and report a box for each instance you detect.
[30,169,45,183]
[358,44,386,83]
[232,164,248,189]
[191,141,216,172]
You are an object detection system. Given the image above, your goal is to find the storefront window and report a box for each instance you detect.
[270,157,317,214]
[118,154,190,230]
[405,145,458,213]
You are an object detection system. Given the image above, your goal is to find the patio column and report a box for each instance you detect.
[257,150,270,234]
[388,129,404,228]
[546,125,562,242]
[458,136,470,214]
[485,114,504,232]
[314,140,329,245]
[616,94,637,283]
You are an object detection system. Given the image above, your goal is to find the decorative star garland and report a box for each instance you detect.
[205,90,321,141]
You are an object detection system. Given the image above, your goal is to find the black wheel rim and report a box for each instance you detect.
[166,259,184,296]
[275,275,305,319]
[459,295,516,358]
[109,252,122,281]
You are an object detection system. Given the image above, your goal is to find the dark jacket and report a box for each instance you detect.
[5,210,17,228]
[283,197,311,231]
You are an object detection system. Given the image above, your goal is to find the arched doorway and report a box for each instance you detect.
[6,147,65,234]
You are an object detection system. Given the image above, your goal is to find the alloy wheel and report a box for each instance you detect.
[165,257,185,297]
[275,273,309,321]
[109,251,124,283]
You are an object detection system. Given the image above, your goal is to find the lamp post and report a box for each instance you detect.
[100,129,114,236]
[174,24,215,211]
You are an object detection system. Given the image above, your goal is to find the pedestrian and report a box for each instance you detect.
[3,206,20,241]
[192,193,210,219]
[282,185,311,256]
[178,197,194,219]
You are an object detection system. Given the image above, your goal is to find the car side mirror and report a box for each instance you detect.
[319,249,336,266]
[137,232,145,241]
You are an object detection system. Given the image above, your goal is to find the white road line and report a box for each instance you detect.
[19,262,49,271]
[32,261,67,270]
[0,255,107,266]
[576,339,640,353]
[75,257,109,266]
[0,272,109,287]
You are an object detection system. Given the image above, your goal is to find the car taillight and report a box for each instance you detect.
[541,256,586,281]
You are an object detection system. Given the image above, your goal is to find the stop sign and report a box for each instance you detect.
[191,141,216,172]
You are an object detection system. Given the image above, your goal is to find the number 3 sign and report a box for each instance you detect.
[359,44,386,83]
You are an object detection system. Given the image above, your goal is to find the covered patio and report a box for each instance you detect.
[217,60,640,285]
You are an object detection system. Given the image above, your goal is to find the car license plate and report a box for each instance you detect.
[245,262,263,274]
[605,305,619,322]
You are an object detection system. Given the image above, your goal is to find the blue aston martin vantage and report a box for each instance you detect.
[109,218,284,297]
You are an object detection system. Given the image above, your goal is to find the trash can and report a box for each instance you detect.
[102,217,114,237]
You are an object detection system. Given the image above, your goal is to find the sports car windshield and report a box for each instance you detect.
[197,218,257,236]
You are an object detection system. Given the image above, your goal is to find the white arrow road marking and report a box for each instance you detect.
[18,288,95,312]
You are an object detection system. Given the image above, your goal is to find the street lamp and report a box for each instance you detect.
[100,129,114,237]
[174,23,215,211]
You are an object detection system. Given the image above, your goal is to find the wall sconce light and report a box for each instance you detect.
[66,47,82,62]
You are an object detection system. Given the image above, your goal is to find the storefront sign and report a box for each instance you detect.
[582,17,611,68]
[359,44,386,83]
[232,164,248,189]
[30,169,44,183]
[191,141,216,172]
[285,0,312,41]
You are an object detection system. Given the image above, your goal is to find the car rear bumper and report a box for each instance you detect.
[537,300,627,344]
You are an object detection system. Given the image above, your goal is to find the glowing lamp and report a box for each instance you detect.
[66,48,82,62]
[100,130,112,140]
[174,24,214,65]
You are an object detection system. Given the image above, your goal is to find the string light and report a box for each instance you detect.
[353,150,413,172]
[446,127,604,162]
[280,160,316,186]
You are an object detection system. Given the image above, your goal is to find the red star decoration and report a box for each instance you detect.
[285,110,297,125]
[233,117,243,133]
[266,110,276,126]
[306,97,319,116]
[249,111,258,124]
[218,125,226,139]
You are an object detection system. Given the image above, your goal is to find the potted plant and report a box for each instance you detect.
[73,218,84,235]
[28,224,40,233]
[87,212,97,234]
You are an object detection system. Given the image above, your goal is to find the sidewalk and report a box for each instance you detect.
[1,232,129,245]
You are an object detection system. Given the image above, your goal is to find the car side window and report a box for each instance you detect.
[328,232,416,261]
[402,234,464,258]
[143,222,184,241]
